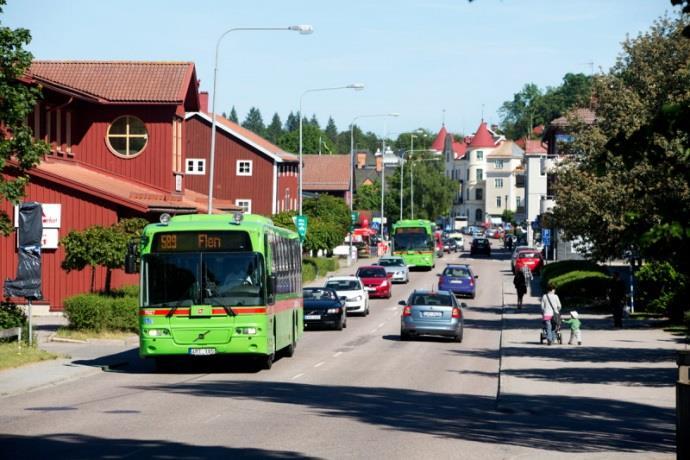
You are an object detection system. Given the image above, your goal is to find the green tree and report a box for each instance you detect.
[277,124,334,154]
[0,1,50,235]
[309,114,320,128]
[266,112,283,144]
[353,183,380,211]
[303,194,350,236]
[285,111,299,132]
[228,106,239,123]
[501,209,515,224]
[325,117,338,144]
[241,107,265,136]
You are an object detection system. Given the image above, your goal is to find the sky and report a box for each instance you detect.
[3,0,679,139]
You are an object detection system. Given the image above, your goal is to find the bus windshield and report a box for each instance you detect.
[142,252,265,307]
[393,230,433,251]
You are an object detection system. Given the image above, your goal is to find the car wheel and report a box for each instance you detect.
[400,330,410,341]
[365,306,370,316]
[470,293,476,299]
[454,328,464,343]
[335,317,344,331]
[343,317,347,329]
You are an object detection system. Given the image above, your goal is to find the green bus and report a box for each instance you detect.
[391,219,436,270]
[125,212,302,370]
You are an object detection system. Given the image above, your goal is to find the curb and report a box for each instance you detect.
[0,359,102,399]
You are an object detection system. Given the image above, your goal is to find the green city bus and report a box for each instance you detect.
[391,219,436,270]
[125,212,302,370]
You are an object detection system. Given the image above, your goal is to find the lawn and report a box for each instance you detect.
[55,328,137,341]
[0,342,58,371]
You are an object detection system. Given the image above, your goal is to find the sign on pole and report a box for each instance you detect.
[293,215,308,242]
[542,228,551,246]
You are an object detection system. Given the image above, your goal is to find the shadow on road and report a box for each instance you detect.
[453,345,678,364]
[125,380,674,454]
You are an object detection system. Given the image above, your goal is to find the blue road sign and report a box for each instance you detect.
[542,228,551,246]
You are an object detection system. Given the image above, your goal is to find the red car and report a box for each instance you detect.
[514,250,544,275]
[356,265,392,298]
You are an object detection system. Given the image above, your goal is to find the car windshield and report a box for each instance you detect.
[519,251,540,259]
[326,280,360,291]
[474,239,488,245]
[378,258,404,267]
[443,267,470,277]
[304,288,337,300]
[409,293,453,306]
[357,268,386,278]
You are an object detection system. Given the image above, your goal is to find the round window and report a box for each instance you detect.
[106,115,148,157]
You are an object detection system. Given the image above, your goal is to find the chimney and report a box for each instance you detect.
[375,155,382,172]
[357,152,366,169]
[199,91,209,113]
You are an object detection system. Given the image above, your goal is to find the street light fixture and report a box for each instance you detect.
[298,83,364,216]
[400,130,426,220]
[207,25,313,214]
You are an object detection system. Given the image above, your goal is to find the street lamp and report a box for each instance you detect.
[400,131,426,220]
[347,112,399,265]
[298,83,364,215]
[207,25,313,214]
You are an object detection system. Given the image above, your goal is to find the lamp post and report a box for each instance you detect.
[348,113,398,265]
[298,84,364,216]
[400,131,426,220]
[207,25,313,214]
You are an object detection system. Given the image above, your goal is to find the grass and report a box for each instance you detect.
[55,328,137,341]
[0,342,58,371]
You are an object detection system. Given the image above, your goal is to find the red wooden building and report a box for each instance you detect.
[1,61,237,312]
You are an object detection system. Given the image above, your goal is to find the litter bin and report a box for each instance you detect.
[678,351,690,459]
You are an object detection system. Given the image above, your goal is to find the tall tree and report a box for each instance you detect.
[266,112,283,144]
[241,107,266,136]
[277,124,334,154]
[228,106,239,123]
[325,117,338,144]
[285,111,299,132]
[309,114,320,128]
[0,1,50,235]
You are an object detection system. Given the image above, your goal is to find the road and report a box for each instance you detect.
[0,243,642,459]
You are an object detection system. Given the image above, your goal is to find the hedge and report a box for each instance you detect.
[541,260,607,291]
[302,263,317,283]
[0,301,28,343]
[302,257,338,282]
[64,293,138,332]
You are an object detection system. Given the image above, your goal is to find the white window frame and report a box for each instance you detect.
[476,150,483,160]
[236,199,252,213]
[495,159,504,169]
[236,160,253,176]
[186,158,206,175]
[495,178,504,188]
[496,196,502,208]
[476,168,483,181]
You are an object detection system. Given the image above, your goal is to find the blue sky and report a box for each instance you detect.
[3,0,678,138]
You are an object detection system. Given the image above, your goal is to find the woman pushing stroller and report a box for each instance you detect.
[541,283,562,345]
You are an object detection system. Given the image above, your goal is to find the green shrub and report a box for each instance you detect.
[684,310,690,332]
[302,262,316,282]
[551,271,612,307]
[306,257,338,276]
[0,301,26,330]
[64,294,111,331]
[541,260,607,290]
[636,261,684,314]
[110,284,139,298]
[109,296,139,332]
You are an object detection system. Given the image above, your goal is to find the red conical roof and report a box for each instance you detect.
[468,121,495,149]
[431,125,448,152]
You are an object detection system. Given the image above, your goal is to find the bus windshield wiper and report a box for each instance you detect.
[166,299,192,317]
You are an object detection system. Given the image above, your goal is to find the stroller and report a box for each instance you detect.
[540,314,563,345]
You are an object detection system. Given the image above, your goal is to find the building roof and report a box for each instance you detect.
[550,108,597,127]
[186,112,297,163]
[26,159,239,214]
[303,155,350,191]
[453,140,467,159]
[28,61,199,106]
[468,121,497,149]
[431,126,448,152]
[517,139,548,155]
[487,141,524,159]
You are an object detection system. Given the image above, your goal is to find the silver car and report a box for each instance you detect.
[399,289,464,342]
[375,256,409,283]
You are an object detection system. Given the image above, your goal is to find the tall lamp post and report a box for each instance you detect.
[399,131,426,220]
[298,84,364,216]
[207,25,313,214]
[348,113,398,264]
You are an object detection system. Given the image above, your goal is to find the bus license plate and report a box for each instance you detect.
[189,348,216,356]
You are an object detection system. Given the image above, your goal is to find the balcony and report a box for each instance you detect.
[540,196,556,214]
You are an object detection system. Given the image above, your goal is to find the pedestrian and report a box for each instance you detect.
[513,268,527,309]
[609,272,626,328]
[541,282,562,345]
[563,310,582,345]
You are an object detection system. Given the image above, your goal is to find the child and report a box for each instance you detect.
[563,310,582,345]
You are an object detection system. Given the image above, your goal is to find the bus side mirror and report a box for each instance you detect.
[267,274,277,305]
[124,241,138,274]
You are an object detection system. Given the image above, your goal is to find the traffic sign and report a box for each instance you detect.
[293,215,308,242]
[542,228,551,246]
[351,211,359,224]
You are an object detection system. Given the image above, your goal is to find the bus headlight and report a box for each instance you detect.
[235,327,257,335]
[147,329,170,337]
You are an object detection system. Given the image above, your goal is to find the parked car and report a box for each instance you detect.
[470,238,491,256]
[514,249,544,275]
[356,265,392,299]
[303,287,347,330]
[443,238,458,253]
[325,276,369,316]
[399,289,464,341]
[511,245,532,272]
[437,264,477,298]
[375,256,409,283]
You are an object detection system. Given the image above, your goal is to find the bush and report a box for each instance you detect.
[302,262,316,282]
[636,261,684,315]
[305,257,338,276]
[684,310,690,332]
[541,260,607,291]
[0,301,27,330]
[550,271,612,308]
[110,284,139,298]
[109,296,139,332]
[64,294,111,331]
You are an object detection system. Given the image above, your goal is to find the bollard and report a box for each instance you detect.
[678,351,690,459]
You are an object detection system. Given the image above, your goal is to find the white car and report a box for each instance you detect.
[375,256,410,283]
[325,276,369,316]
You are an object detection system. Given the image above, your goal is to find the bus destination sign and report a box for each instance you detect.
[152,231,251,252]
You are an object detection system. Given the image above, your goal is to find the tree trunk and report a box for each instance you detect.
[90,266,96,293]
[104,268,112,294]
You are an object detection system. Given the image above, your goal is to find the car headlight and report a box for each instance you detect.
[351,295,362,301]
[327,308,341,314]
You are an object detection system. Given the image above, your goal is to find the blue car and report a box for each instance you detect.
[437,264,477,299]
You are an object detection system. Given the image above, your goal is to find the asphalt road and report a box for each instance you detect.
[0,243,543,459]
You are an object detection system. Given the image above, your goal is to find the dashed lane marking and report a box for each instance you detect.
[333,351,342,358]
[314,361,325,368]
[378,322,385,328]
[291,373,305,380]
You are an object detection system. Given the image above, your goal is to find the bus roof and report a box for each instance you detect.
[392,219,433,230]
[143,213,297,239]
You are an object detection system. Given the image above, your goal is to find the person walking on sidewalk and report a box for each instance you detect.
[541,283,562,345]
[513,268,527,309]
[563,310,582,345]
[609,272,626,328]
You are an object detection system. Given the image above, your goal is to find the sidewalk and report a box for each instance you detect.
[0,254,377,398]
[498,277,683,456]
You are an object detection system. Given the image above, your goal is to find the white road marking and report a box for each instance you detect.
[291,373,305,380]
[205,414,221,423]
[387,306,398,311]
[370,328,378,334]
[333,351,342,358]
[314,361,325,368]
[378,322,385,328]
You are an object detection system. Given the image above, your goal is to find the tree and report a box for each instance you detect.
[308,114,320,128]
[266,112,283,144]
[354,183,380,211]
[228,106,239,123]
[277,124,334,154]
[325,117,338,144]
[303,194,350,236]
[0,1,50,235]
[285,111,299,132]
[241,107,265,136]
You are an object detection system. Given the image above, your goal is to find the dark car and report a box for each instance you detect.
[399,289,464,341]
[443,238,458,253]
[470,238,491,256]
[303,287,347,330]
[437,264,477,298]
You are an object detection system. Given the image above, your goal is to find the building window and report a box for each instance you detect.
[186,159,206,175]
[516,196,522,208]
[475,188,483,200]
[466,169,470,180]
[467,189,470,201]
[237,160,253,176]
[476,150,483,160]
[236,199,251,213]
[476,169,483,181]
[495,160,504,169]
[496,196,502,208]
[475,209,483,222]
[107,115,148,157]
[495,178,503,188]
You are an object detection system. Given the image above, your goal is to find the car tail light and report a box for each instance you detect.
[452,307,462,318]
[469,279,475,286]
[402,306,412,317]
